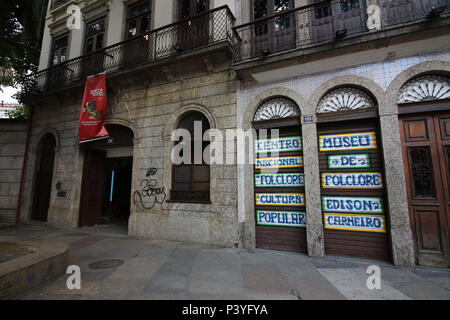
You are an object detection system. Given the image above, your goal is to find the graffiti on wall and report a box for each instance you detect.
[133,168,166,209]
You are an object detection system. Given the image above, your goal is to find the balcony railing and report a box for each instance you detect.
[50,0,70,10]
[31,6,235,93]
[233,0,449,63]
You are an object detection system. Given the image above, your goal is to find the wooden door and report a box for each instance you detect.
[399,112,450,267]
[309,0,366,43]
[251,0,296,57]
[253,124,307,253]
[31,135,56,221]
[124,0,152,66]
[178,0,210,50]
[80,150,106,227]
[81,18,106,79]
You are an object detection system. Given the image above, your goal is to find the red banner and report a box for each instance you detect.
[78,73,109,142]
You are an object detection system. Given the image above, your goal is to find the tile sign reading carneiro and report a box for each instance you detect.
[254,136,306,228]
[319,132,387,233]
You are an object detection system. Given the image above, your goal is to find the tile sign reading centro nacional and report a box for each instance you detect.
[254,135,306,229]
[319,131,386,233]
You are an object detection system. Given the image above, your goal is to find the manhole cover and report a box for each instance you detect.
[88,259,124,270]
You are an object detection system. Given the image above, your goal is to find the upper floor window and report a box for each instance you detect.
[341,0,360,12]
[85,18,106,54]
[314,2,332,19]
[126,0,152,39]
[179,0,209,20]
[51,34,69,65]
[253,0,293,35]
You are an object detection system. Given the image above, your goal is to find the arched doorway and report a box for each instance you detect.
[79,124,134,227]
[316,87,391,261]
[31,133,56,222]
[252,97,307,253]
[397,75,450,267]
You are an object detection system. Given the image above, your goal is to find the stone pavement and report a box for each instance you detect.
[1,223,449,300]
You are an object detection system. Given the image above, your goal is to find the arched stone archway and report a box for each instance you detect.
[395,72,450,267]
[78,124,135,228]
[30,133,57,222]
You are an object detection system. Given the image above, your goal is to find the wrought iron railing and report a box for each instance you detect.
[50,0,71,10]
[31,6,235,93]
[233,0,449,63]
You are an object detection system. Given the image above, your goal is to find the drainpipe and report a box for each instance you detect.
[15,111,32,224]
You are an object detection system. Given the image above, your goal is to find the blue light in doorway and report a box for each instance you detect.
[110,170,115,202]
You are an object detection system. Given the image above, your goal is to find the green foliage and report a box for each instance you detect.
[4,104,31,120]
[0,0,48,117]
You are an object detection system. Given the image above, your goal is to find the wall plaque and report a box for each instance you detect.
[324,213,386,233]
[255,173,304,188]
[256,193,305,206]
[322,172,383,189]
[255,136,302,153]
[256,210,306,227]
[319,132,377,152]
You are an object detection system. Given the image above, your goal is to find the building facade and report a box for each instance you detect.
[21,0,239,247]
[9,0,450,268]
[234,0,450,268]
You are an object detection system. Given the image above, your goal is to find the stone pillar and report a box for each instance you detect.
[379,113,416,268]
[302,119,325,258]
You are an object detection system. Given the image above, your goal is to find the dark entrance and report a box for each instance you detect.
[79,125,134,227]
[31,134,56,221]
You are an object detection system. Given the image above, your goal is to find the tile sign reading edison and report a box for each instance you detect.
[318,131,386,233]
[254,136,306,228]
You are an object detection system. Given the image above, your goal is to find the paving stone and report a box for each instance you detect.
[9,224,450,300]
[310,258,359,269]
[277,266,346,300]
[67,254,91,266]
[188,250,244,294]
[390,280,450,300]
[68,235,107,250]
[144,248,200,294]
[241,263,291,294]
[80,270,115,282]
[318,268,411,300]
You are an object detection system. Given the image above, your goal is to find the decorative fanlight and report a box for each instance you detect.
[317,88,376,113]
[397,75,450,104]
[254,98,300,121]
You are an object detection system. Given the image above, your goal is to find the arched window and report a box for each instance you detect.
[397,75,450,104]
[317,87,376,113]
[171,111,211,203]
[253,97,300,121]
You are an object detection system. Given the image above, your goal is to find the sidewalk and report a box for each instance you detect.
[1,224,449,300]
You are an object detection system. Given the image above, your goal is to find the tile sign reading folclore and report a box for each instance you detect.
[254,135,306,229]
[319,131,386,233]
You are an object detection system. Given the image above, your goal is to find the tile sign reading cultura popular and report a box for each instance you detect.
[319,131,386,233]
[254,135,306,229]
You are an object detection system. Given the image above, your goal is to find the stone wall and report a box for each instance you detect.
[0,120,28,225]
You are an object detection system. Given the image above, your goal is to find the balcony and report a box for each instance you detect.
[233,0,449,64]
[50,0,71,10]
[31,6,235,94]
